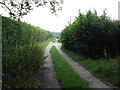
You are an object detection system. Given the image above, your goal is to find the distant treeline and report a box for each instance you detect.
[52,32,60,38]
[2,16,53,88]
[60,10,120,59]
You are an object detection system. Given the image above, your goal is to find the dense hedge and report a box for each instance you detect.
[2,16,53,88]
[2,16,53,61]
[2,16,53,48]
[61,10,120,59]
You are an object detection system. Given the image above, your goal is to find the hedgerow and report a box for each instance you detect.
[61,10,120,59]
[2,16,53,88]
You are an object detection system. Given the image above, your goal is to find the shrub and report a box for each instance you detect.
[61,10,120,59]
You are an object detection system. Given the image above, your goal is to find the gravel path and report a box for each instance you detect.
[40,42,61,88]
[54,42,113,89]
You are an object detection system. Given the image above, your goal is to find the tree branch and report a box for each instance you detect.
[0,2,11,12]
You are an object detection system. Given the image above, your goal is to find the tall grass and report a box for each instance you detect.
[2,16,52,88]
[3,42,50,88]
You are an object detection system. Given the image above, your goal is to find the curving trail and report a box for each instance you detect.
[40,42,113,89]
[53,42,113,89]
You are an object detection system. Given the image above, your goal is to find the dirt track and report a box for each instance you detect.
[40,42,113,89]
[54,42,112,89]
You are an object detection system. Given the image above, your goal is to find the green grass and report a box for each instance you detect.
[50,46,89,89]
[61,46,119,88]
[3,41,50,88]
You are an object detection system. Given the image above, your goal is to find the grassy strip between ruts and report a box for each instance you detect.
[61,46,119,88]
[50,46,89,89]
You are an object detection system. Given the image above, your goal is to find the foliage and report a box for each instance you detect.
[61,46,119,88]
[50,46,89,88]
[0,0,63,21]
[2,16,53,88]
[3,44,43,88]
[60,10,120,59]
[2,16,53,47]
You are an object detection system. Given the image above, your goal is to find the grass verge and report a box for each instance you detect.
[50,46,89,88]
[61,46,119,88]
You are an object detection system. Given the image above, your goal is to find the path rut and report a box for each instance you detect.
[53,42,113,89]
[40,42,61,88]
[40,42,113,89]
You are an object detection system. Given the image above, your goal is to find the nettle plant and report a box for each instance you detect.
[0,0,63,21]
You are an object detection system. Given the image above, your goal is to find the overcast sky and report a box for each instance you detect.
[1,0,120,32]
